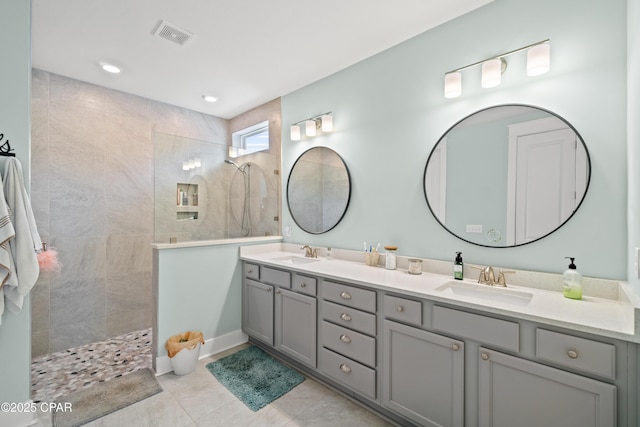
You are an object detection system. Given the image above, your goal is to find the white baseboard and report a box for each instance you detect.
[0,400,38,427]
[155,329,248,375]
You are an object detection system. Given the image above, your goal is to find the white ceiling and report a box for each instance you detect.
[31,0,492,119]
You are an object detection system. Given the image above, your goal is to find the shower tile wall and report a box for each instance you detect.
[30,70,230,357]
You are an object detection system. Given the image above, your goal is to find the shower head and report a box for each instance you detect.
[224,159,249,173]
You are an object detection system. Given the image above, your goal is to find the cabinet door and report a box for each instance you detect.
[276,288,317,367]
[243,279,274,345]
[478,347,616,427]
[382,320,464,427]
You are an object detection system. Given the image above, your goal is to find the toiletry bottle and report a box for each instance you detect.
[384,246,397,270]
[454,252,463,280]
[562,257,583,300]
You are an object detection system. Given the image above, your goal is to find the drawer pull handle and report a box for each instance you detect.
[340,364,352,373]
[340,291,352,300]
[340,313,352,321]
[452,344,460,351]
[340,334,352,343]
[481,352,489,360]
[247,269,253,274]
[567,350,579,359]
[301,283,307,288]
[396,305,404,312]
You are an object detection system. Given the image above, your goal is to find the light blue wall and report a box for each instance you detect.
[282,0,628,279]
[0,0,32,405]
[629,0,640,290]
[155,244,244,357]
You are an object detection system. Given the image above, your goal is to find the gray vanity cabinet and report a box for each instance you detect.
[382,320,464,427]
[275,286,317,368]
[243,278,274,345]
[478,347,616,427]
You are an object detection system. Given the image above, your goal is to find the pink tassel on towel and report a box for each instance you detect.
[37,242,62,273]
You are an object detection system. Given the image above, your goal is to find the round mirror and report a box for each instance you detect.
[287,147,351,234]
[423,104,590,248]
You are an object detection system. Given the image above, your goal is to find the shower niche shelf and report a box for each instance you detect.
[176,183,199,221]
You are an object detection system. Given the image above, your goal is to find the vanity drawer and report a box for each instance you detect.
[322,281,376,313]
[432,306,519,352]
[383,295,422,326]
[536,329,616,380]
[320,348,376,400]
[322,300,376,336]
[244,263,259,280]
[293,274,317,296]
[261,266,291,289]
[321,321,376,368]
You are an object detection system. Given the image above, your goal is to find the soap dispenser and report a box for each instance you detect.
[562,257,582,300]
[454,252,463,280]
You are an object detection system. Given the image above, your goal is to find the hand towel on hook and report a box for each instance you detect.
[0,178,16,326]
[2,157,41,315]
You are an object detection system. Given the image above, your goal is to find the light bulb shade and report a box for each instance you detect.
[305,120,317,137]
[182,161,189,171]
[321,114,333,132]
[188,159,196,169]
[194,158,201,167]
[290,125,301,141]
[481,58,502,88]
[444,72,462,98]
[527,43,550,76]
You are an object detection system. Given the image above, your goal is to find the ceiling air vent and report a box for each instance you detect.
[153,20,194,46]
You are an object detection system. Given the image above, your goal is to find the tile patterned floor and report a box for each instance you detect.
[31,328,152,403]
[33,342,394,426]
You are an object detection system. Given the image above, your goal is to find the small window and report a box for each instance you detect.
[231,120,269,157]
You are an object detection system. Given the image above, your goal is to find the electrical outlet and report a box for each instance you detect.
[466,224,483,233]
[285,225,292,238]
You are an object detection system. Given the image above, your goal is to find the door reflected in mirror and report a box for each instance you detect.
[287,147,351,234]
[423,105,590,247]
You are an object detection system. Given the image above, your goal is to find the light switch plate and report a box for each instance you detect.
[466,224,483,233]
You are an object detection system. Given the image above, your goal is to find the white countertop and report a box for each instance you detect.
[240,243,640,343]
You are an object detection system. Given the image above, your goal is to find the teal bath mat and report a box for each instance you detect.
[206,346,304,411]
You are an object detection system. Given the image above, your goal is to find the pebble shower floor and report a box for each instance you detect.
[31,328,152,403]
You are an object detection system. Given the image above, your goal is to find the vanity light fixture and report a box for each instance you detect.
[289,112,333,141]
[444,39,550,98]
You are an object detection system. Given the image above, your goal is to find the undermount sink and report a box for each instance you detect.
[272,255,320,265]
[436,281,533,307]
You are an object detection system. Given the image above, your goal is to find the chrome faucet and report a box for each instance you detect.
[472,265,515,287]
[301,245,318,258]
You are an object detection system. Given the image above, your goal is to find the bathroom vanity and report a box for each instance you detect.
[240,243,639,427]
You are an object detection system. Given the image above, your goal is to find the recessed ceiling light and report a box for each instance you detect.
[100,63,121,74]
[202,95,218,103]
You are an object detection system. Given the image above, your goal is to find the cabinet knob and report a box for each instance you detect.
[481,352,489,360]
[276,289,281,294]
[339,334,352,343]
[266,287,272,293]
[247,269,253,274]
[301,282,307,288]
[340,364,352,373]
[340,313,352,321]
[396,305,404,312]
[340,291,352,300]
[452,343,460,351]
[567,350,579,359]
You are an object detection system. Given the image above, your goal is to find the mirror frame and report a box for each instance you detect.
[423,104,591,248]
[287,146,352,234]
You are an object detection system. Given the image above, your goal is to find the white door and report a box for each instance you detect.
[507,118,585,245]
